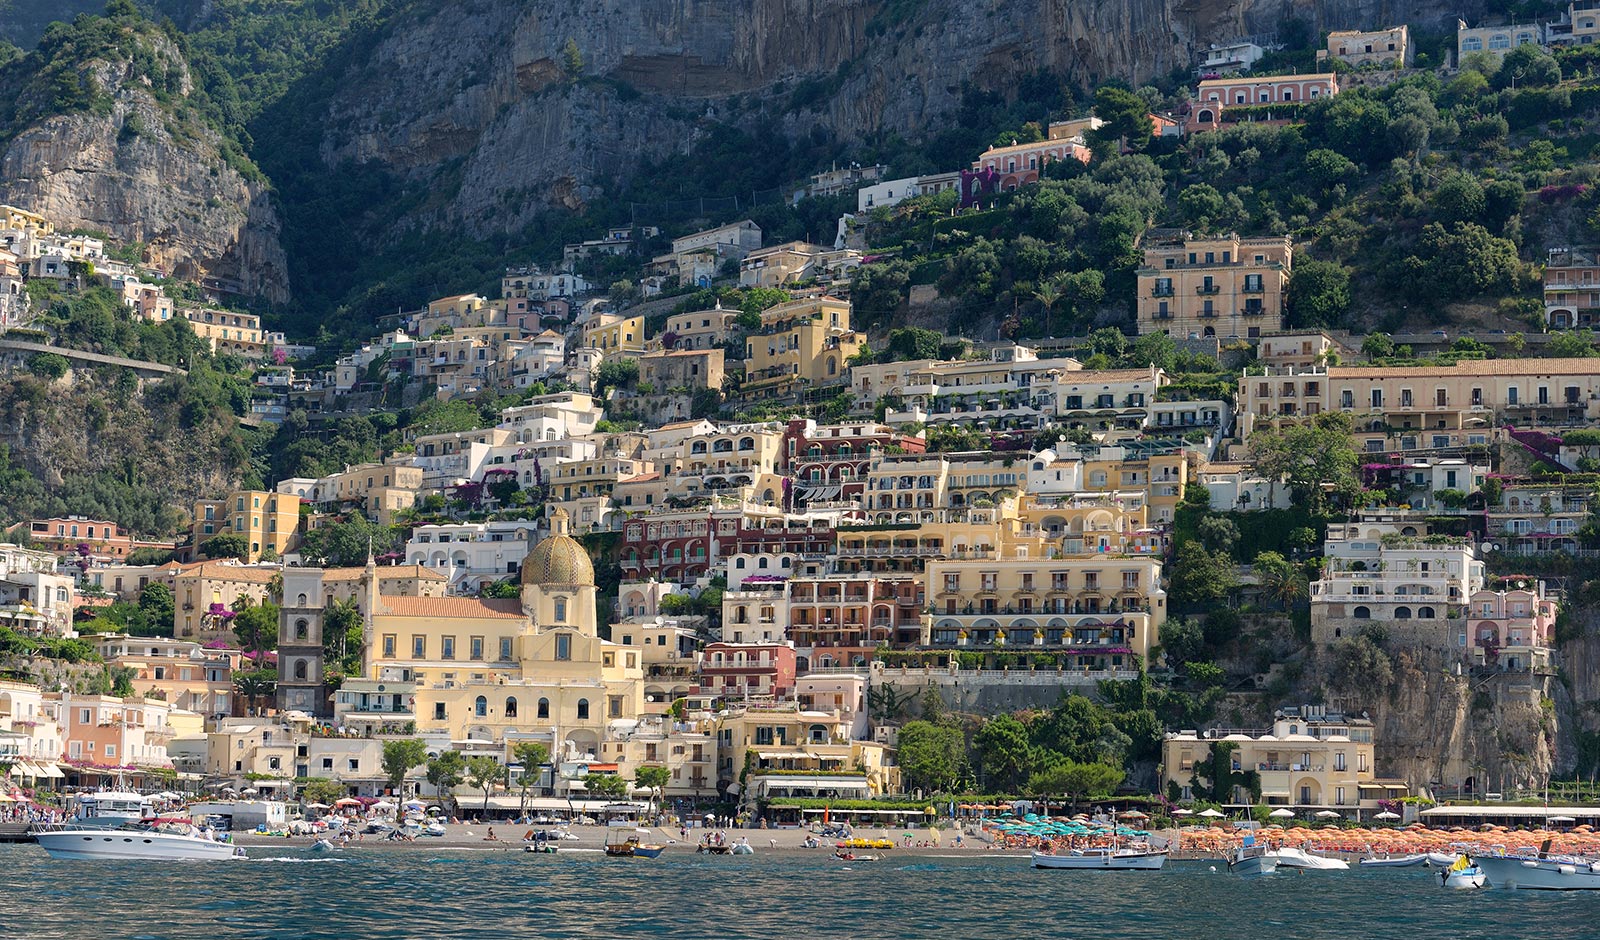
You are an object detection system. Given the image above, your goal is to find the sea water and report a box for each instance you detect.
[1,846,1592,939]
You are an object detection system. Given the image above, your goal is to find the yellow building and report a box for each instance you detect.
[920,548,1166,670]
[322,463,424,525]
[741,297,863,400]
[1136,232,1291,340]
[0,205,52,235]
[313,564,446,608]
[192,490,301,561]
[166,560,280,639]
[182,308,268,358]
[1160,706,1408,810]
[661,304,739,350]
[368,510,644,759]
[1320,25,1412,67]
[581,311,646,356]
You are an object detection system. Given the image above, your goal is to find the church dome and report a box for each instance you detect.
[520,508,594,586]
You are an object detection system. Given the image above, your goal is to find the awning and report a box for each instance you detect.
[799,485,843,500]
[755,750,813,761]
[40,763,65,778]
[13,762,39,778]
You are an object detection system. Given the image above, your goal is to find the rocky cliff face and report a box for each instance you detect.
[0,32,288,302]
[306,0,1483,232]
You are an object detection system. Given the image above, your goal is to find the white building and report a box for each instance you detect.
[0,543,75,635]
[404,521,542,593]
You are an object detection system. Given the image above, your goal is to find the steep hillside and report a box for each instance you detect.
[0,7,288,300]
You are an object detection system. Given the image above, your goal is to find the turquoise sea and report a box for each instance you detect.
[3,845,1597,939]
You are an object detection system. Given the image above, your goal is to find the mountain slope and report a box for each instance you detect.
[0,8,288,300]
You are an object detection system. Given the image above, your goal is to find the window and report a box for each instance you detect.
[441,637,456,660]
[470,636,484,661]
[554,597,567,622]
[499,637,514,661]
[505,697,517,718]
[433,702,446,720]
[412,636,426,659]
[537,697,550,719]
[474,696,487,717]
[555,634,571,661]
[576,698,590,720]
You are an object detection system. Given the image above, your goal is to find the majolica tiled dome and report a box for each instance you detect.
[520,508,594,586]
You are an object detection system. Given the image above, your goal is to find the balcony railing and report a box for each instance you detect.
[1196,285,1221,295]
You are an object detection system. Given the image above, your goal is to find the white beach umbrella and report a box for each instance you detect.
[1268,808,1296,819]
[1198,809,1226,818]
[1169,809,1193,817]
[1314,810,1342,819]
[1374,810,1401,820]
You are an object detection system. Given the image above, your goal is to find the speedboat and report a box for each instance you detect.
[1032,843,1169,870]
[309,838,340,853]
[1440,856,1487,889]
[1359,853,1427,868]
[605,828,665,858]
[1227,842,1278,877]
[36,818,246,861]
[1472,853,1600,890]
[729,840,754,855]
[1270,846,1349,871]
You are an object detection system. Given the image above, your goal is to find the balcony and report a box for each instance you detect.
[1196,285,1221,295]
[1150,287,1174,298]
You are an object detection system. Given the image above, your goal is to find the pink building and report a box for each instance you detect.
[57,693,182,770]
[1469,583,1558,673]
[1188,73,1339,133]
[697,642,797,701]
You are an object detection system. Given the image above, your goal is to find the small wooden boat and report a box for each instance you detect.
[605,828,665,859]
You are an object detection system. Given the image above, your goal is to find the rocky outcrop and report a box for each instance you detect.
[0,33,288,302]
[305,0,1484,233]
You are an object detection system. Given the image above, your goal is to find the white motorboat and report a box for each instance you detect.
[729,838,755,855]
[1358,853,1427,868]
[1032,843,1169,870]
[36,818,246,861]
[1271,846,1349,871]
[1227,841,1278,877]
[66,790,158,829]
[1426,851,1461,867]
[1472,853,1600,890]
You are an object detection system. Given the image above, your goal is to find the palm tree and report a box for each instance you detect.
[233,670,276,716]
[1033,277,1064,338]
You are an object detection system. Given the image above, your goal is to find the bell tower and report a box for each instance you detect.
[276,567,329,718]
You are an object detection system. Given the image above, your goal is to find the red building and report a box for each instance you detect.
[697,642,797,701]
[16,517,177,566]
[780,419,925,512]
[787,574,925,668]
[620,508,745,583]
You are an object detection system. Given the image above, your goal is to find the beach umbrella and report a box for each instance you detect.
[1550,815,1577,824]
[1170,809,1193,817]
[1374,811,1401,820]
[1119,810,1149,820]
[1198,809,1225,818]
[304,802,331,810]
[1314,810,1342,819]
[334,798,363,807]
[1268,809,1296,819]
[241,788,259,796]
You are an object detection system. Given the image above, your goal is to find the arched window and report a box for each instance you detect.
[537,698,550,719]
[1353,606,1372,619]
[293,660,307,680]
[1417,606,1436,619]
[297,593,308,606]
[295,619,309,640]
[576,698,590,720]
[474,696,488,717]
[554,597,567,622]
[1395,606,1412,619]
[505,696,518,718]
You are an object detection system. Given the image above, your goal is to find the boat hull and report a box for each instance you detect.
[1228,855,1279,877]
[1359,854,1427,868]
[1272,848,1349,871]
[631,845,665,859]
[36,830,245,862]
[1442,869,1488,889]
[1474,855,1600,890]
[1031,850,1168,870]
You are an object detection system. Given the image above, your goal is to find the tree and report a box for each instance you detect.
[382,739,428,797]
[137,582,175,634]
[635,765,670,813]
[882,327,943,362]
[512,741,550,815]
[297,515,393,567]
[200,534,250,561]
[1494,44,1560,89]
[1090,86,1154,151]
[1196,515,1240,555]
[1129,331,1178,371]
[973,713,1035,792]
[1158,617,1205,669]
[1402,223,1520,302]
[233,669,276,716]
[1177,184,1225,231]
[1168,543,1239,610]
[583,771,627,799]
[1544,329,1600,358]
[426,751,466,807]
[1361,333,1395,360]
[895,720,966,793]
[323,598,363,673]
[1253,551,1306,610]
[232,600,279,655]
[301,777,345,806]
[1302,149,1359,195]
[464,756,503,814]
[1432,172,1486,226]
[1029,694,1129,766]
[27,352,69,379]
[1286,259,1350,328]
[1026,760,1125,805]
[560,38,584,82]
[1248,412,1361,512]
